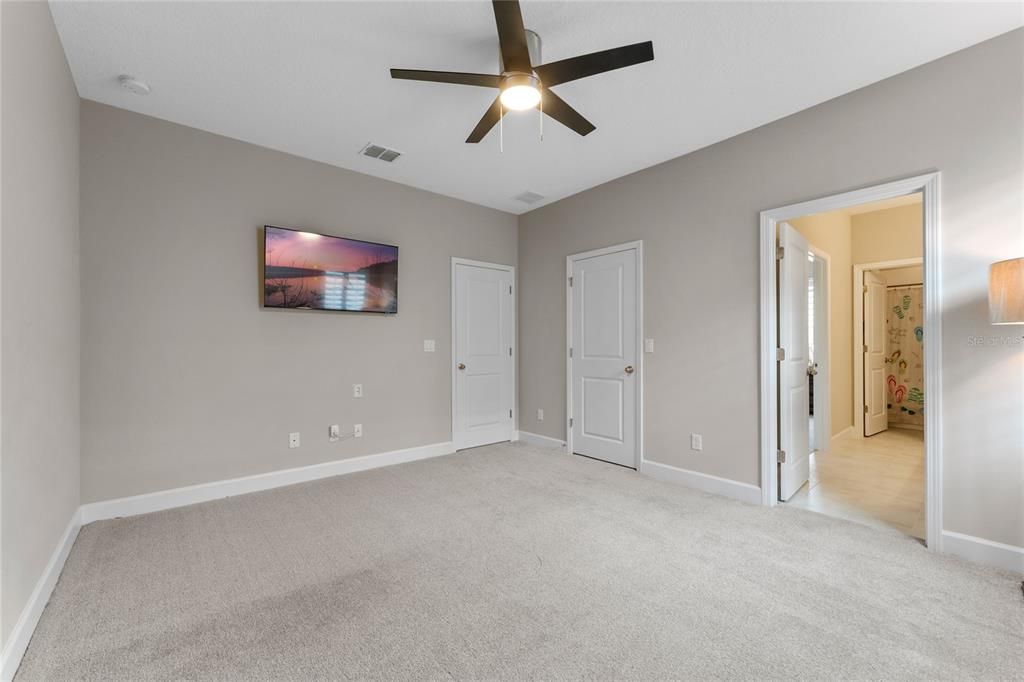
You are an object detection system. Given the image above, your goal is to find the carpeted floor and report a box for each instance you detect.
[17,443,1024,680]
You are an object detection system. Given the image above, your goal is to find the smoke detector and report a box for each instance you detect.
[117,75,151,95]
[359,143,402,163]
[513,191,545,205]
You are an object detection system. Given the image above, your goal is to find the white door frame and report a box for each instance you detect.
[451,258,516,447]
[566,241,644,468]
[853,257,923,438]
[808,245,831,453]
[759,173,942,551]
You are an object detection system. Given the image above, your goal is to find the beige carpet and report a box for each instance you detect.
[17,443,1023,680]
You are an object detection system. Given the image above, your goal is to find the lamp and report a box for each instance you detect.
[989,257,1024,324]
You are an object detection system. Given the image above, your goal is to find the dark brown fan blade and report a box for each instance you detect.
[535,41,653,87]
[466,96,506,143]
[492,1,532,72]
[540,89,595,136]
[390,69,502,88]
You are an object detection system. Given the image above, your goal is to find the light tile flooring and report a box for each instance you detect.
[787,427,925,540]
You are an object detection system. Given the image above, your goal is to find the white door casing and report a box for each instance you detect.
[568,244,640,468]
[778,222,811,501]
[863,270,889,437]
[452,259,515,451]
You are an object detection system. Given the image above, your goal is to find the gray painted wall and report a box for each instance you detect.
[80,102,517,503]
[519,29,1023,547]
[1,2,81,647]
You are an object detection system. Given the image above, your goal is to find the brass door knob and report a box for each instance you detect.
[458,363,466,370]
[625,365,635,374]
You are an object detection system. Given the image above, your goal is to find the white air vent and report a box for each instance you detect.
[360,143,402,163]
[514,191,545,205]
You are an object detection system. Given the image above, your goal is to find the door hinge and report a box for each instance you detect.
[569,347,573,358]
[777,449,787,464]
[568,276,573,287]
[776,347,786,362]
[863,285,868,294]
[509,347,512,356]
[509,409,513,418]
[569,417,574,427]
[776,245,785,260]
[864,404,869,414]
[509,285,513,295]
[863,344,868,353]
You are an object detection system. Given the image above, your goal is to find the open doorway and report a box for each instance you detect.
[761,174,940,550]
[781,195,925,538]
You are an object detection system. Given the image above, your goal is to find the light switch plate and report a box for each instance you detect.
[690,433,702,451]
[423,339,436,352]
[352,383,363,398]
[644,338,655,353]
[329,424,340,442]
[354,424,363,438]
[537,409,544,421]
[289,432,301,449]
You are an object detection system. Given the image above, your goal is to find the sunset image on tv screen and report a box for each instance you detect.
[263,226,398,313]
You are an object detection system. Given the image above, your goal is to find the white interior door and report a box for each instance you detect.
[810,254,829,452]
[570,247,638,468]
[863,270,889,437]
[453,261,514,450]
[778,223,811,501]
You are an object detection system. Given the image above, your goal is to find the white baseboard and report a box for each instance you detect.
[517,430,567,451]
[640,460,762,505]
[942,530,1024,574]
[80,441,456,524]
[1,510,81,682]
[830,425,854,444]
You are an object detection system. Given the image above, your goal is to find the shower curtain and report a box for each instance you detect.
[886,285,924,427]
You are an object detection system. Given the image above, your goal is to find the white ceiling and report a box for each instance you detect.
[50,2,1023,215]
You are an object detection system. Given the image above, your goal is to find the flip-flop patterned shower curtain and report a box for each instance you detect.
[886,285,924,427]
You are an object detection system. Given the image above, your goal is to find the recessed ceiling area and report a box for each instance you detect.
[49,1,1023,214]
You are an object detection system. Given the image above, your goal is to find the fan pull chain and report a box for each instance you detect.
[539,92,544,141]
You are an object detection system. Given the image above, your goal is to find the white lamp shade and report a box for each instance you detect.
[989,257,1024,324]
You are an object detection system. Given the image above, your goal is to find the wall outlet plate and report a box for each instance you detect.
[644,338,655,353]
[354,424,363,438]
[289,432,301,448]
[352,384,363,398]
[423,339,436,352]
[329,424,340,442]
[537,409,544,421]
[690,433,702,451]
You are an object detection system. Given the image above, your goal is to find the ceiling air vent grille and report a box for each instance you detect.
[360,143,402,163]
[514,191,545,205]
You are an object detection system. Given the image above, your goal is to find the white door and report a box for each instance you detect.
[863,270,889,436]
[453,261,514,450]
[570,246,638,468]
[778,223,811,501]
[810,254,828,452]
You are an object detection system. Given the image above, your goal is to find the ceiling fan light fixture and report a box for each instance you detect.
[499,73,541,111]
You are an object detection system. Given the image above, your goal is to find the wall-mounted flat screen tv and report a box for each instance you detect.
[263,226,398,313]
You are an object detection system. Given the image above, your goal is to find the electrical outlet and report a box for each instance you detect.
[644,338,655,353]
[354,424,363,438]
[423,339,435,352]
[329,424,340,442]
[352,383,363,398]
[537,409,544,421]
[690,433,703,451]
[289,432,301,449]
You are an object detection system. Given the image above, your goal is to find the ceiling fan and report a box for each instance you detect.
[390,0,654,143]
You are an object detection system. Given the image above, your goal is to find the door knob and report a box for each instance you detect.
[624,365,635,374]
[458,363,466,370]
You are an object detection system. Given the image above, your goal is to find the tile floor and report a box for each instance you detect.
[787,427,925,540]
